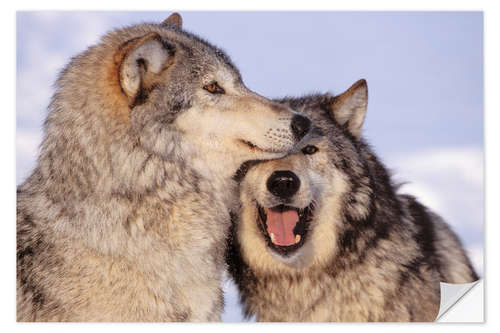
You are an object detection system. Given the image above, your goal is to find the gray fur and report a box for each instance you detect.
[226,80,478,322]
[17,15,307,322]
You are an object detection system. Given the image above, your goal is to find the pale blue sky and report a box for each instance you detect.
[17,11,483,153]
[16,11,483,321]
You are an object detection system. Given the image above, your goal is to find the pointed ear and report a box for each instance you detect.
[115,33,173,103]
[162,13,183,28]
[330,79,368,139]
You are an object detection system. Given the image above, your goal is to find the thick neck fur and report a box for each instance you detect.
[17,90,235,321]
[19,112,237,255]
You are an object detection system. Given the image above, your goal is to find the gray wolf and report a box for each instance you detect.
[226,79,478,322]
[17,13,310,322]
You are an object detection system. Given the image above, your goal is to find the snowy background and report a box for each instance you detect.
[16,11,483,322]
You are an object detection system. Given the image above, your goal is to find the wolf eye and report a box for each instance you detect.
[203,82,225,94]
[302,145,318,155]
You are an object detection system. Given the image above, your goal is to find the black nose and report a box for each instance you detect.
[291,114,311,141]
[266,170,301,199]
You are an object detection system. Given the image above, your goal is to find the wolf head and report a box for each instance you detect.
[234,80,374,270]
[41,14,310,196]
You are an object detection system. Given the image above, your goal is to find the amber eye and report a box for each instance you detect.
[302,145,319,155]
[203,82,225,94]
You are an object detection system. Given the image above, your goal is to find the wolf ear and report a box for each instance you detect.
[162,13,183,28]
[116,32,173,103]
[330,79,368,139]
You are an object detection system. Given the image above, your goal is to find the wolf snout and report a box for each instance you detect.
[290,114,311,141]
[266,170,301,199]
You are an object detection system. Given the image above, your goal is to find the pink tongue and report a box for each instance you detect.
[265,208,299,246]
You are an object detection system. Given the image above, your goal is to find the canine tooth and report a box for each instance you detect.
[270,233,275,243]
[295,234,301,244]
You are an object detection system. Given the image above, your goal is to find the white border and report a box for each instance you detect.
[4,0,497,331]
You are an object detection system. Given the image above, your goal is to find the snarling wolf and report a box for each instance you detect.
[16,14,311,322]
[226,79,478,322]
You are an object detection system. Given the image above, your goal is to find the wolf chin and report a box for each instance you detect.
[16,14,311,322]
[226,79,478,322]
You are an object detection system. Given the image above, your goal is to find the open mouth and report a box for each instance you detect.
[257,203,314,256]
